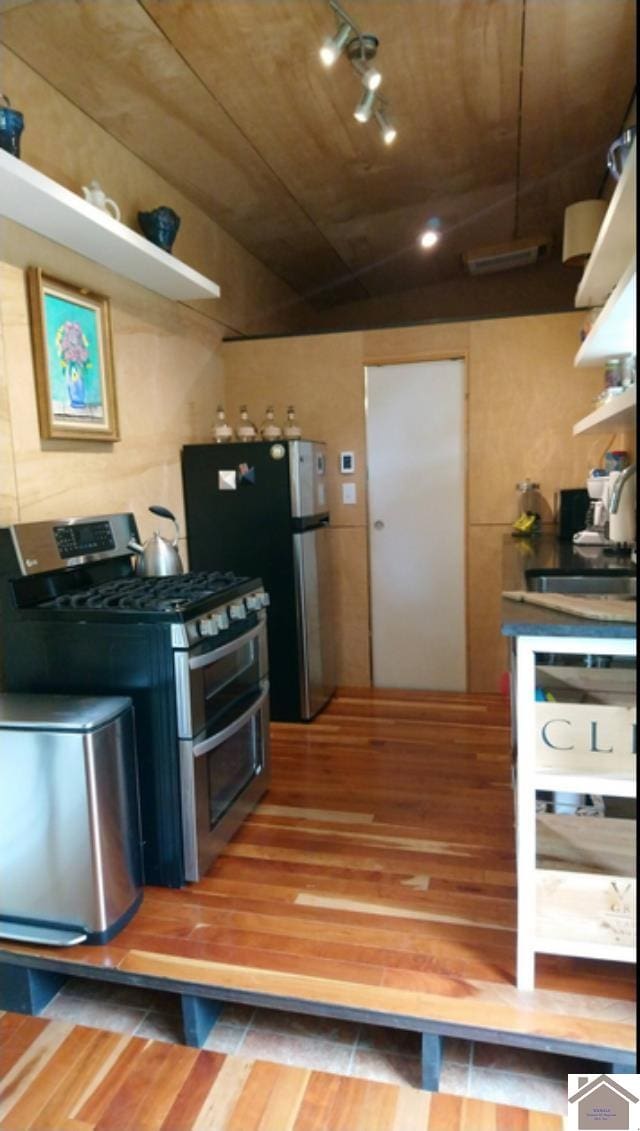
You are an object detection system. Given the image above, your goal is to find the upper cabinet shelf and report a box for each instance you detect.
[575,258,636,366]
[575,142,636,310]
[573,385,636,436]
[0,150,220,302]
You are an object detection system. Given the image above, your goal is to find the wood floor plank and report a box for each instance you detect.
[0,1021,74,1125]
[158,1050,225,1131]
[74,1036,149,1125]
[323,1075,399,1131]
[190,1056,254,1131]
[291,1071,344,1131]
[42,1029,132,1131]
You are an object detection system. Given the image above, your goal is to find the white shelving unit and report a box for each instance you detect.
[573,386,636,436]
[575,259,636,366]
[575,142,636,310]
[571,140,635,433]
[0,149,220,302]
[514,633,636,991]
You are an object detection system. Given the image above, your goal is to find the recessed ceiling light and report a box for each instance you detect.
[419,219,442,249]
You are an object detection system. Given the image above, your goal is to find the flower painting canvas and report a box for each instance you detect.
[27,269,120,441]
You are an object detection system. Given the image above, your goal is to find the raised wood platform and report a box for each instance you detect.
[0,690,635,1080]
[0,1012,564,1129]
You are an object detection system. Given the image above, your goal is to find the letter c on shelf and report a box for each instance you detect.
[540,719,574,751]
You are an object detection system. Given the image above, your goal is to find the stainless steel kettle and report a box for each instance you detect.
[128,505,184,577]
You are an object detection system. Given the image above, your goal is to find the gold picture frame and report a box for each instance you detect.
[27,267,120,442]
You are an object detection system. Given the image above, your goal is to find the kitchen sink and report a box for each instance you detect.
[525,569,636,597]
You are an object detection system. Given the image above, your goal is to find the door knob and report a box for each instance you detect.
[373,520,385,530]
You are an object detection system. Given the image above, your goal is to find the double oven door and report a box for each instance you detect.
[175,615,270,881]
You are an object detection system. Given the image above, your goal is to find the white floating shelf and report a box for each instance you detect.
[535,770,636,798]
[575,141,636,309]
[572,385,636,436]
[0,149,220,301]
[574,258,636,366]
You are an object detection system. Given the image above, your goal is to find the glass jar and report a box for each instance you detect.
[235,405,257,441]
[212,405,233,443]
[282,405,302,440]
[603,358,623,389]
[260,406,282,441]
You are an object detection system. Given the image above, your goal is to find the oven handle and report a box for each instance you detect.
[192,681,269,759]
[188,621,263,671]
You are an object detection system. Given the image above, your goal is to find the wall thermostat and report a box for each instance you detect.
[340,451,355,474]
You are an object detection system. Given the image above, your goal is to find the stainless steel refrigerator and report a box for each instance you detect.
[181,440,336,721]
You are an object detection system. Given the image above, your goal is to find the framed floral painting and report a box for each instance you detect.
[27,268,120,442]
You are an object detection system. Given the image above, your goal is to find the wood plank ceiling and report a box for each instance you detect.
[0,0,635,309]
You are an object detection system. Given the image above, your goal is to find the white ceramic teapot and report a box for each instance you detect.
[82,179,121,221]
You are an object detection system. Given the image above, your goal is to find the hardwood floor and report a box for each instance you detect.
[0,1012,566,1129]
[0,690,635,1064]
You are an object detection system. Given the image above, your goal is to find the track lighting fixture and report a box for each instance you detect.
[320,0,397,146]
[319,21,351,67]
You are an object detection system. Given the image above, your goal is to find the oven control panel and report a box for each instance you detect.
[54,520,116,560]
[8,514,139,574]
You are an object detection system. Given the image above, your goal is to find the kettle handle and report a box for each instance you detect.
[149,504,176,521]
[149,504,180,547]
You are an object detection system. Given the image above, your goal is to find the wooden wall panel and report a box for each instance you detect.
[467,524,512,694]
[468,313,607,526]
[0,251,222,560]
[329,526,371,688]
[224,313,604,692]
[223,330,367,529]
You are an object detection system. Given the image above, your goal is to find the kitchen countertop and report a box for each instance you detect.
[500,534,636,639]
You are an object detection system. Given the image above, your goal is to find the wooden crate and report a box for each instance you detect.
[535,813,636,960]
[535,701,636,778]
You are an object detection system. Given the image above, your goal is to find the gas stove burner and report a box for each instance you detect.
[39,570,251,615]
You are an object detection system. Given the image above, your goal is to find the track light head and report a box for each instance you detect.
[375,107,396,145]
[353,87,376,123]
[320,21,352,67]
[363,66,382,91]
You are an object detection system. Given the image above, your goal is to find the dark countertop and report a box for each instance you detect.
[500,535,636,639]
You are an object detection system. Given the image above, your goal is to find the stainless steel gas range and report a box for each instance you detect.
[0,513,270,886]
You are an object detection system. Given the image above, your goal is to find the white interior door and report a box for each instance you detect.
[365,359,466,690]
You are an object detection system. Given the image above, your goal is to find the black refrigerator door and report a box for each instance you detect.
[181,443,303,721]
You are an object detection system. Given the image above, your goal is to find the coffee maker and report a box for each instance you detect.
[573,471,611,545]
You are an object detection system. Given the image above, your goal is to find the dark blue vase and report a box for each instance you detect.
[0,96,24,158]
[137,206,181,253]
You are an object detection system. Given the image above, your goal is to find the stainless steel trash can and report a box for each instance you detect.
[0,694,143,946]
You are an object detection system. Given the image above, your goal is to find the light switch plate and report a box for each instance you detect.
[342,482,357,505]
[340,451,355,474]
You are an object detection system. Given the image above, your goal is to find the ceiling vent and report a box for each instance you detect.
[462,235,551,276]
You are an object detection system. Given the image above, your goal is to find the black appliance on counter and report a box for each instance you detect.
[557,488,590,541]
[182,440,336,722]
[0,513,270,886]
